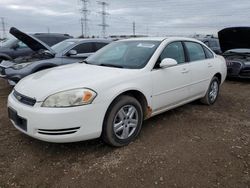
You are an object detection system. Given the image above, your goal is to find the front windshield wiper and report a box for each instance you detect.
[99,63,124,68]
[41,50,55,57]
[79,60,90,64]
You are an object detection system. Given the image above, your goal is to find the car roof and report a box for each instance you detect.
[122,37,167,42]
[121,37,202,43]
[64,38,112,43]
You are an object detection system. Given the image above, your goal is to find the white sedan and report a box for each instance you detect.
[8,37,227,147]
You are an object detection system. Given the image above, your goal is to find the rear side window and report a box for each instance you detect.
[72,43,94,53]
[203,46,214,59]
[185,42,206,62]
[95,42,108,51]
[159,42,185,64]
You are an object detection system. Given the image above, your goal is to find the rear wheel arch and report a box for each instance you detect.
[214,73,222,84]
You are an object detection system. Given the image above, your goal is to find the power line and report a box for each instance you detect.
[80,0,90,37]
[97,1,109,37]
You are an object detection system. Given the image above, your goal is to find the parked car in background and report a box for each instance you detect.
[218,27,250,78]
[0,38,111,85]
[198,36,222,54]
[8,37,227,147]
[0,27,72,62]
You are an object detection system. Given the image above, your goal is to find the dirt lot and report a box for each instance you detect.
[0,79,249,188]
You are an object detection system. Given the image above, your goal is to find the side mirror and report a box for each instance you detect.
[159,58,178,68]
[66,50,77,56]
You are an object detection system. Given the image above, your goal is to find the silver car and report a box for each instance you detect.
[0,37,111,85]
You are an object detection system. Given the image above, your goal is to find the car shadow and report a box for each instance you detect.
[226,77,250,83]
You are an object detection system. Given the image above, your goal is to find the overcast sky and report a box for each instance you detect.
[0,0,249,38]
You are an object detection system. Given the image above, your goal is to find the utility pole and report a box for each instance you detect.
[133,21,135,36]
[97,1,109,38]
[80,0,90,38]
[1,17,7,39]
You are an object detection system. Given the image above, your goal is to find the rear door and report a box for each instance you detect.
[151,41,191,112]
[184,41,212,98]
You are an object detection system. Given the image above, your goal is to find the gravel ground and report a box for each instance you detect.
[0,79,249,188]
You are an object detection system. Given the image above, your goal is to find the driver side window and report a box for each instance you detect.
[159,42,185,64]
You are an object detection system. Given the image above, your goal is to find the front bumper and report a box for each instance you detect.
[7,92,108,143]
[227,61,250,78]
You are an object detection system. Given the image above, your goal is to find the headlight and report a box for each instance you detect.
[42,88,97,108]
[244,62,250,65]
[13,62,32,69]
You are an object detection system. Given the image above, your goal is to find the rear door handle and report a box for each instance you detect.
[181,68,189,74]
[208,63,213,68]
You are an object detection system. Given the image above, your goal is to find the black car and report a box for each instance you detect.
[0,32,111,85]
[218,27,250,79]
[0,27,72,62]
[200,37,222,54]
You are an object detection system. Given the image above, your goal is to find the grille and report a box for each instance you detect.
[37,127,80,135]
[240,67,250,77]
[13,90,36,106]
[227,61,242,76]
[8,108,27,131]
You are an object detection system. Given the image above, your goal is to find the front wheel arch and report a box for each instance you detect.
[104,90,149,122]
[101,95,143,147]
[214,73,222,84]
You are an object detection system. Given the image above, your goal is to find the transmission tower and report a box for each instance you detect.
[97,1,109,38]
[1,17,7,39]
[80,0,90,38]
[133,21,135,36]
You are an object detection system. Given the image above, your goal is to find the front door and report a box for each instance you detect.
[151,41,191,112]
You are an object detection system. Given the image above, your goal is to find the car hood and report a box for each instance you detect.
[10,27,55,54]
[218,27,250,53]
[14,63,134,101]
[0,60,15,68]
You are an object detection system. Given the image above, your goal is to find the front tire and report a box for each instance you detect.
[201,77,220,105]
[102,95,143,147]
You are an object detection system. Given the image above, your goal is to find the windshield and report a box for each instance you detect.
[51,40,76,53]
[86,40,160,69]
[0,37,18,48]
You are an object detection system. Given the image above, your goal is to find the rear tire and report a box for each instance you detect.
[201,77,220,105]
[102,95,143,147]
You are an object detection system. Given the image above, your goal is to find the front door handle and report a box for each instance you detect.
[208,63,213,68]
